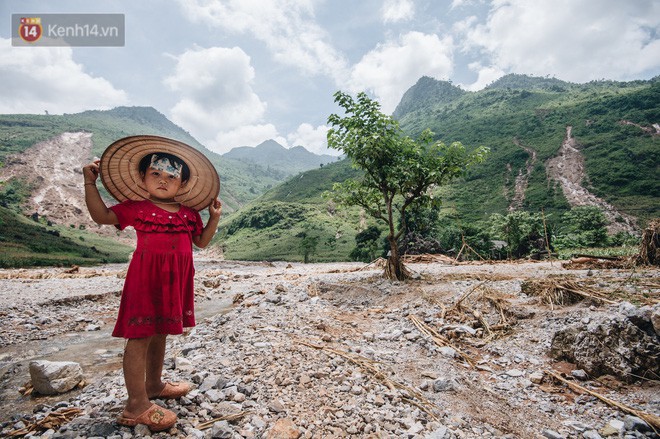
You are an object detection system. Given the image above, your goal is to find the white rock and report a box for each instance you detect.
[29,360,83,395]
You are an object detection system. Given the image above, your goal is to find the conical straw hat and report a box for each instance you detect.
[100,135,220,211]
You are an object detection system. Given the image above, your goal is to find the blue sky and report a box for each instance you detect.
[1,0,659,155]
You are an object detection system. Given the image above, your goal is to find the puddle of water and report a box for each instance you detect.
[0,296,232,423]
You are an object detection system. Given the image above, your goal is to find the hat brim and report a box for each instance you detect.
[100,135,220,211]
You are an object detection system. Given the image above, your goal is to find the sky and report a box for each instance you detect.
[1,0,659,156]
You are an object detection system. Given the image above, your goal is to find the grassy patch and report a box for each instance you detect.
[219,201,362,262]
[0,206,132,268]
[556,245,639,260]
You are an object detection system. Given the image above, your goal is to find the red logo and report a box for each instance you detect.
[19,17,42,43]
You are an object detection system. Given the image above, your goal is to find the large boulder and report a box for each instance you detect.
[549,303,660,382]
[29,360,83,395]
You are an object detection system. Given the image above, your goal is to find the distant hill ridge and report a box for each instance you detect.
[223,139,337,176]
[393,76,464,119]
[0,106,336,212]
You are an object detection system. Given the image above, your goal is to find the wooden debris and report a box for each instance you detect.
[62,265,80,274]
[197,411,250,430]
[358,257,387,271]
[563,256,632,270]
[456,236,486,261]
[445,283,513,342]
[7,408,83,436]
[637,218,660,266]
[521,279,617,308]
[408,315,475,368]
[545,370,660,431]
[18,382,33,396]
[402,253,456,264]
[453,281,489,310]
[298,339,440,421]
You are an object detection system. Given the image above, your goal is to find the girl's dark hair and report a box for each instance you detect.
[138,152,190,182]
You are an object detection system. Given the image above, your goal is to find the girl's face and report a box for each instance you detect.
[142,167,184,201]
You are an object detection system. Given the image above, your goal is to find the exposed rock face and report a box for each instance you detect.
[549,303,660,382]
[29,360,83,395]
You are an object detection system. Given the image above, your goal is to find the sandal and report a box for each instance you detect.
[151,381,191,400]
[117,403,177,432]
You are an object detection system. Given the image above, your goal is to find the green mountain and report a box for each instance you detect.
[0,106,330,266]
[0,107,285,212]
[393,74,659,223]
[220,74,659,261]
[223,139,338,176]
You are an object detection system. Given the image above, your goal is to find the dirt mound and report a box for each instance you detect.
[0,132,132,239]
[0,132,91,226]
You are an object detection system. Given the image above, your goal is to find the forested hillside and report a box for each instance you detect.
[220,75,659,262]
[395,74,659,223]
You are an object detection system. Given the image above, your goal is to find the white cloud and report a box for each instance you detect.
[463,0,660,83]
[461,62,505,90]
[0,38,127,114]
[347,31,454,113]
[164,46,271,153]
[382,0,415,24]
[287,123,334,155]
[450,0,485,9]
[176,0,348,82]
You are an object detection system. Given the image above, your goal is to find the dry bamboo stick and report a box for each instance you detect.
[298,340,439,421]
[545,370,660,431]
[409,315,475,368]
[7,408,83,437]
[559,285,617,304]
[454,281,489,310]
[197,411,250,430]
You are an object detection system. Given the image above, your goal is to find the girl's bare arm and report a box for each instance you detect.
[193,199,222,249]
[83,161,119,225]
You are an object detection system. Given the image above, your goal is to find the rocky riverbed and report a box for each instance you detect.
[0,258,658,438]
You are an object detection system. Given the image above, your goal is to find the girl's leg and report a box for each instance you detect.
[123,337,153,416]
[145,333,167,397]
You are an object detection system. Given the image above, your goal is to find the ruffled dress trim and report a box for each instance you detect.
[133,207,200,234]
[110,200,203,236]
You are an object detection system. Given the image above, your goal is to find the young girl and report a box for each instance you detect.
[82,136,221,432]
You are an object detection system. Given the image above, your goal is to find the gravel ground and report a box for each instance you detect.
[0,258,658,439]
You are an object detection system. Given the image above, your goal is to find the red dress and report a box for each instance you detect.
[109,200,204,338]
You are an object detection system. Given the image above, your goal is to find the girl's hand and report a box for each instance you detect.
[208,199,222,219]
[83,160,101,185]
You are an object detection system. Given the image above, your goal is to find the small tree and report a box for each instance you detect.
[489,211,545,258]
[559,206,608,248]
[327,91,488,280]
[297,230,319,263]
[349,225,383,262]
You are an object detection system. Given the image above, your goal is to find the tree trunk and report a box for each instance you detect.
[384,237,411,281]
